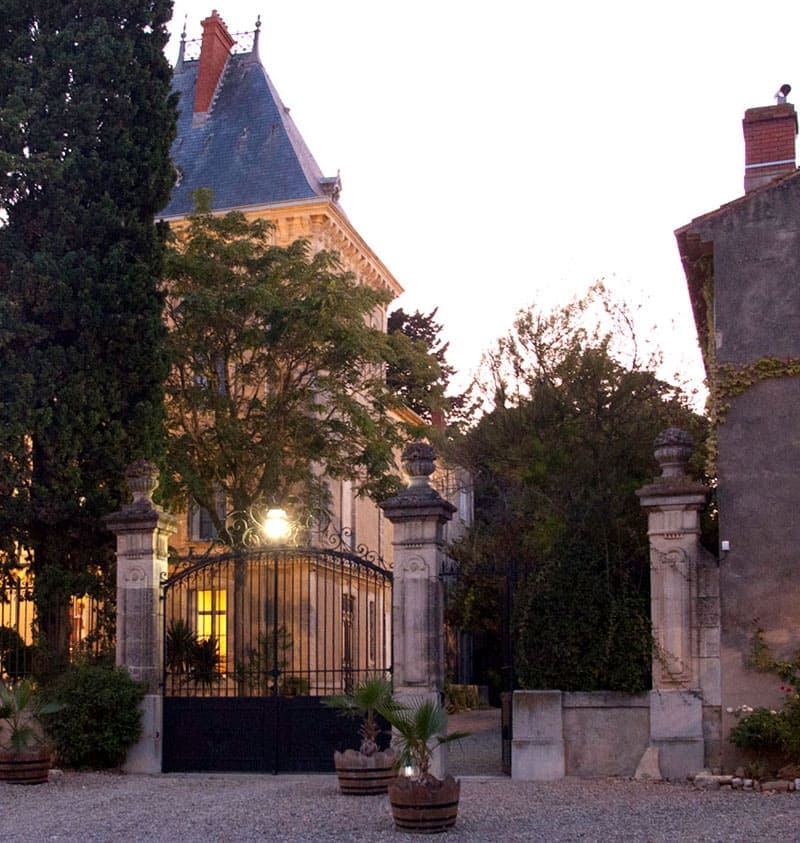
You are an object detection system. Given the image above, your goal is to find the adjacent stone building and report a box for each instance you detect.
[676,91,800,769]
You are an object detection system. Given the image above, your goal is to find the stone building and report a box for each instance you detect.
[106,11,469,772]
[675,90,800,768]
[160,10,472,558]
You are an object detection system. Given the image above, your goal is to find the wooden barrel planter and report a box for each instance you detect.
[334,748,395,795]
[388,774,460,833]
[0,747,52,785]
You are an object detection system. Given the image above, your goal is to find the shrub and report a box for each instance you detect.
[728,632,800,766]
[0,626,35,679]
[729,706,785,753]
[42,664,144,769]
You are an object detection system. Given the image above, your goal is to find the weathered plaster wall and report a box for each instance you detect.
[716,379,800,767]
[695,178,800,768]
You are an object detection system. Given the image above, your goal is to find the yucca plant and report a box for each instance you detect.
[324,675,395,756]
[166,619,197,675]
[380,697,468,783]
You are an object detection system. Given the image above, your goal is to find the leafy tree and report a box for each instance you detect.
[446,286,708,695]
[163,197,414,543]
[387,308,453,423]
[0,1,177,670]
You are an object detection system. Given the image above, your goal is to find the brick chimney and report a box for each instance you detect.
[743,93,798,193]
[194,10,235,115]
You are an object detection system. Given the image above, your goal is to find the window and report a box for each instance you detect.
[342,592,355,693]
[188,494,225,541]
[368,598,376,665]
[459,488,472,525]
[196,588,227,668]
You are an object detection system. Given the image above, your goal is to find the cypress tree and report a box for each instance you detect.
[0,1,177,670]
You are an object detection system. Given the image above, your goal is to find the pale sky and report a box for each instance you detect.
[167,1,800,401]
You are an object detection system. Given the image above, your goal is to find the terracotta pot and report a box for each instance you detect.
[388,774,460,833]
[0,746,52,785]
[334,748,395,795]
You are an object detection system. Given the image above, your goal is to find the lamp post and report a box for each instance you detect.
[263,506,289,763]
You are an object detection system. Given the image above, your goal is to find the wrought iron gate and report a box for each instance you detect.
[161,543,392,773]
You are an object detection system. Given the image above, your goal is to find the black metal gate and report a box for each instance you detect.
[161,543,392,773]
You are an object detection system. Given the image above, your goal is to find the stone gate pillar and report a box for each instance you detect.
[636,428,719,778]
[105,460,177,773]
[380,443,455,779]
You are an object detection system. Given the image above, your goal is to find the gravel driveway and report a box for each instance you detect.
[4,709,799,841]
[4,771,800,842]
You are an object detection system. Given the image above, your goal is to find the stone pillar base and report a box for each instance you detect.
[122,694,163,774]
[511,691,565,780]
[650,690,704,781]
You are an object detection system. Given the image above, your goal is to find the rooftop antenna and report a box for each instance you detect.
[775,83,792,104]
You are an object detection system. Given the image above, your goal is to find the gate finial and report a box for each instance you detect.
[125,459,160,506]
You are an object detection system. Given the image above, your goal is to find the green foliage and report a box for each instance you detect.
[387,307,454,423]
[729,706,785,753]
[165,619,220,690]
[512,559,652,693]
[379,697,468,783]
[0,679,61,752]
[41,664,144,769]
[233,626,309,696]
[446,285,708,693]
[728,632,800,764]
[324,674,394,755]
[163,199,406,538]
[0,626,34,680]
[165,619,196,675]
[0,2,177,661]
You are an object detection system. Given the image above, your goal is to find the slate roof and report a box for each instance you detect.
[161,43,338,218]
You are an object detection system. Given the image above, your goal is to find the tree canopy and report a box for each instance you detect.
[446,286,708,694]
[0,1,177,666]
[386,308,453,422]
[163,198,418,543]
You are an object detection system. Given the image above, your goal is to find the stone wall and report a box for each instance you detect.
[512,691,650,779]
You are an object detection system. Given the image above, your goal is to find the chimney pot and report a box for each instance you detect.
[743,98,798,193]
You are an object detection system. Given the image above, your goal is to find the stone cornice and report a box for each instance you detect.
[163,198,403,298]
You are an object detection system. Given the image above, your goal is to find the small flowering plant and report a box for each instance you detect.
[728,703,785,753]
[729,662,800,761]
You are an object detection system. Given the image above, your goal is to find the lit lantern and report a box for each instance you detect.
[263,508,289,542]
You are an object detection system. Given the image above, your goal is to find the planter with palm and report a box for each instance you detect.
[380,697,468,833]
[0,680,61,784]
[325,675,396,795]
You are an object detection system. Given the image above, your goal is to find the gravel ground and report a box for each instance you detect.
[4,771,800,842]
[448,708,505,777]
[4,709,800,842]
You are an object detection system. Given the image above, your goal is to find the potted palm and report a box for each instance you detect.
[0,679,60,784]
[325,675,396,795]
[381,697,468,833]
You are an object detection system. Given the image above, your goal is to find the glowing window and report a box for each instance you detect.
[197,589,227,662]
